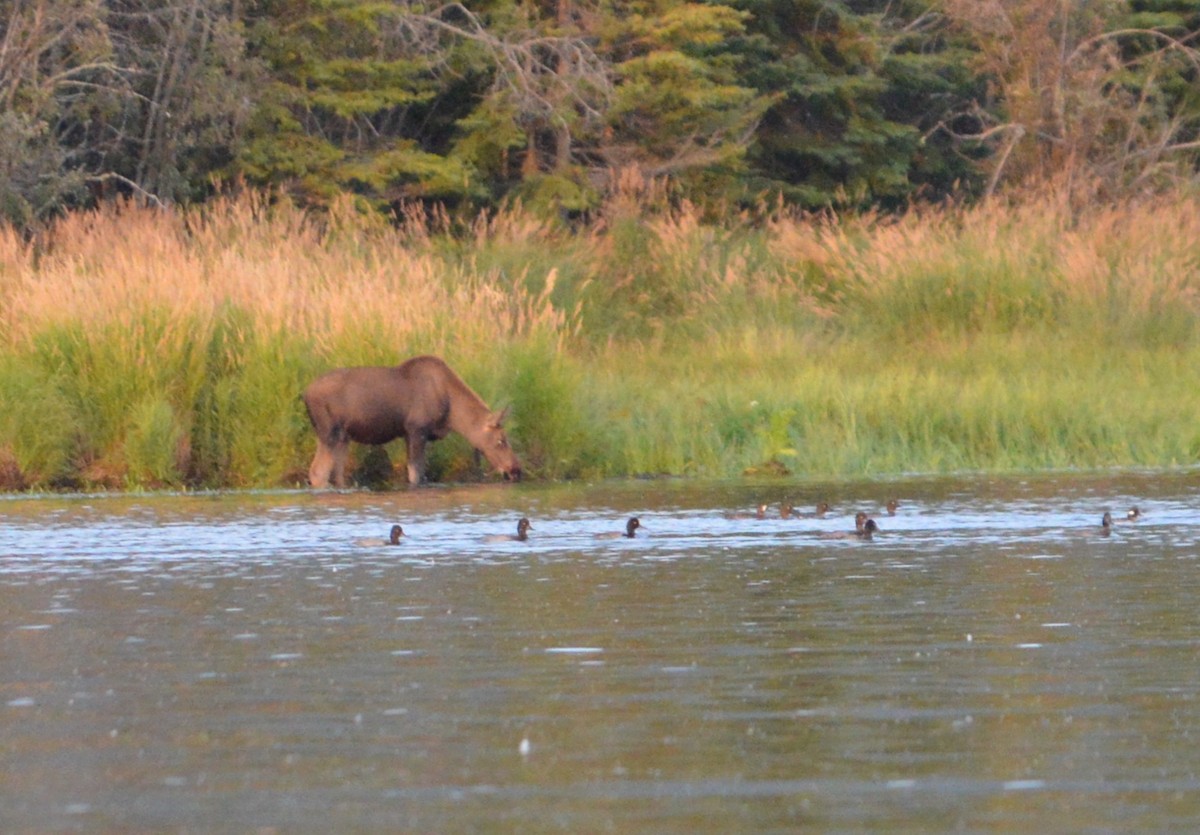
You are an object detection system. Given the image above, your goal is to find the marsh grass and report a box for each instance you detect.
[0,190,1197,489]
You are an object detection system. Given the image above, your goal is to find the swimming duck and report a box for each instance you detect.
[883,499,900,516]
[1120,506,1142,522]
[355,524,404,546]
[1100,512,1113,536]
[858,518,879,540]
[779,503,795,520]
[485,517,532,542]
[726,504,768,520]
[825,518,878,540]
[820,513,875,539]
[596,517,641,539]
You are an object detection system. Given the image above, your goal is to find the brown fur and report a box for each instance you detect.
[302,355,521,487]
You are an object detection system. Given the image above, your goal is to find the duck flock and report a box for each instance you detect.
[357,500,1147,547]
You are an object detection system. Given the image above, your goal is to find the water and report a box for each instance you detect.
[2,472,1199,832]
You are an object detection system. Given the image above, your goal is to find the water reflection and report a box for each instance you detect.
[2,472,1199,831]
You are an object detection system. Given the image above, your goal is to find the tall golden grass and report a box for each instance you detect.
[766,196,1200,340]
[0,189,1197,489]
[3,194,572,355]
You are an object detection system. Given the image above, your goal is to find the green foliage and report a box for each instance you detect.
[241,0,471,207]
[848,254,1060,339]
[449,97,529,195]
[730,0,985,208]
[29,319,175,469]
[219,334,325,488]
[3,0,1198,222]
[124,396,185,488]
[603,2,771,178]
[0,359,79,487]
[500,342,604,480]
[511,173,602,216]
[188,305,252,486]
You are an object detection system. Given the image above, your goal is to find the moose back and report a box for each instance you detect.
[302,355,521,487]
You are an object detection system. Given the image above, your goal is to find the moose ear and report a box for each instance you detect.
[489,405,511,428]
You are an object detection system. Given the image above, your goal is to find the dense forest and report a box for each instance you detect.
[2,0,1200,227]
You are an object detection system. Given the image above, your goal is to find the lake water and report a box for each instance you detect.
[2,472,1199,832]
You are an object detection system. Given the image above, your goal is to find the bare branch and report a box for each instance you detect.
[86,173,167,208]
[393,1,613,130]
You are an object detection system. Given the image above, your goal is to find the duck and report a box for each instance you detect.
[596,517,642,539]
[823,518,879,540]
[883,499,900,516]
[1119,506,1142,522]
[1099,512,1113,536]
[355,524,404,546]
[820,513,875,540]
[778,503,795,520]
[726,504,768,520]
[484,517,532,542]
[858,518,879,540]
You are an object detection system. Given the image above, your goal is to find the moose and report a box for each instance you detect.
[302,355,522,488]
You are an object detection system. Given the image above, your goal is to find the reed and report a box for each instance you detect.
[0,190,1196,489]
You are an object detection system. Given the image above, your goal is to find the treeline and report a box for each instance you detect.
[2,0,1200,227]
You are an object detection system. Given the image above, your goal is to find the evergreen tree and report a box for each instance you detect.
[729,0,984,208]
[238,0,484,207]
[3,0,1196,222]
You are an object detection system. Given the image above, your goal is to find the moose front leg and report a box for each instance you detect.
[309,442,337,488]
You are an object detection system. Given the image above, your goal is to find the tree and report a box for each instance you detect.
[728,0,986,208]
[0,0,123,224]
[108,0,262,203]
[236,0,769,213]
[238,0,477,205]
[457,0,770,209]
[0,0,260,226]
[596,1,771,179]
[939,0,1200,201]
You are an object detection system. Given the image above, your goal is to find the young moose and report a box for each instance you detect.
[303,355,522,487]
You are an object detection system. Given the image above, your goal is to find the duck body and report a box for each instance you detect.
[820,513,875,540]
[819,513,874,539]
[485,518,532,542]
[596,517,642,539]
[355,524,405,546]
[823,518,879,540]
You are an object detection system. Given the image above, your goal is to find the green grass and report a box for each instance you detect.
[0,191,1197,490]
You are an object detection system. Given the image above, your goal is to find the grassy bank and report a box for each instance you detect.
[1,190,1198,490]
